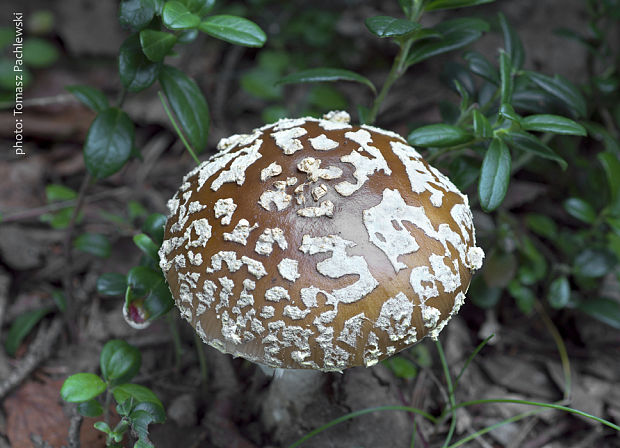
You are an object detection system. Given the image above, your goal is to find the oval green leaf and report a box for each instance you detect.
[162,1,200,30]
[139,29,177,62]
[521,114,587,136]
[478,137,511,212]
[463,51,499,85]
[74,233,111,258]
[507,280,535,314]
[77,399,104,418]
[100,339,142,385]
[407,123,473,147]
[499,50,513,104]
[119,34,161,93]
[498,12,524,70]
[598,152,620,205]
[198,15,266,47]
[525,71,587,118]
[548,276,570,309]
[66,85,109,112]
[159,65,210,152]
[407,18,489,66]
[502,131,567,169]
[573,249,615,278]
[112,383,164,409]
[577,298,620,330]
[142,213,167,244]
[119,0,155,30]
[472,109,493,138]
[5,308,52,356]
[277,67,376,95]
[61,373,106,403]
[97,273,128,296]
[364,16,420,38]
[133,233,160,262]
[563,197,597,224]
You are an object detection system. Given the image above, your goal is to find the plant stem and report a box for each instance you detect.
[104,389,112,425]
[534,300,572,401]
[62,172,92,341]
[194,332,208,387]
[367,38,415,125]
[167,313,183,370]
[158,91,200,166]
[436,340,458,448]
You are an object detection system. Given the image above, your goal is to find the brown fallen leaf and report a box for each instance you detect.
[5,376,115,448]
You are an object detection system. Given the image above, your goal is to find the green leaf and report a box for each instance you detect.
[199,15,266,47]
[139,30,177,62]
[66,85,109,113]
[521,114,586,136]
[93,421,112,435]
[5,308,52,356]
[577,298,620,330]
[277,68,376,95]
[46,184,77,202]
[573,249,616,278]
[162,1,200,30]
[548,276,570,309]
[142,213,167,244]
[502,131,567,169]
[498,13,524,70]
[133,401,166,424]
[407,18,489,66]
[424,0,495,11]
[134,233,160,262]
[507,280,535,314]
[126,267,174,322]
[517,237,547,284]
[77,399,104,418]
[23,38,59,68]
[61,373,107,403]
[525,71,587,118]
[74,233,111,258]
[525,213,558,239]
[383,356,418,379]
[407,124,473,147]
[159,65,210,152]
[463,51,499,85]
[468,275,502,308]
[499,103,520,123]
[52,290,67,312]
[364,16,420,38]
[478,137,511,212]
[112,383,164,409]
[97,273,128,296]
[179,0,215,16]
[598,152,620,205]
[563,198,597,224]
[100,340,142,386]
[119,0,155,30]
[499,50,513,104]
[119,34,161,93]
[472,109,493,138]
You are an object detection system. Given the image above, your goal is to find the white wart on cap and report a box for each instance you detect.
[159,111,484,372]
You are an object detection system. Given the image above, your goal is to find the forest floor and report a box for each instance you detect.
[1,0,620,447]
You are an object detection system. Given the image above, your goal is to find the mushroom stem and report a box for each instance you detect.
[260,367,328,432]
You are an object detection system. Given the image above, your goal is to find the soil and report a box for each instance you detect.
[1,1,619,447]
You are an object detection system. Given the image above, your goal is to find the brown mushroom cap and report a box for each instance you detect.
[159,111,484,372]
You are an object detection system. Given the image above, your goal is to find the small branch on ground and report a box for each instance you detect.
[67,406,82,448]
[0,318,63,400]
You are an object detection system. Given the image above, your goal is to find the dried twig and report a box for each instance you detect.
[0,318,63,399]
[67,407,82,448]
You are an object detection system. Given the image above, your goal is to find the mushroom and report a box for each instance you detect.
[158,110,483,373]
